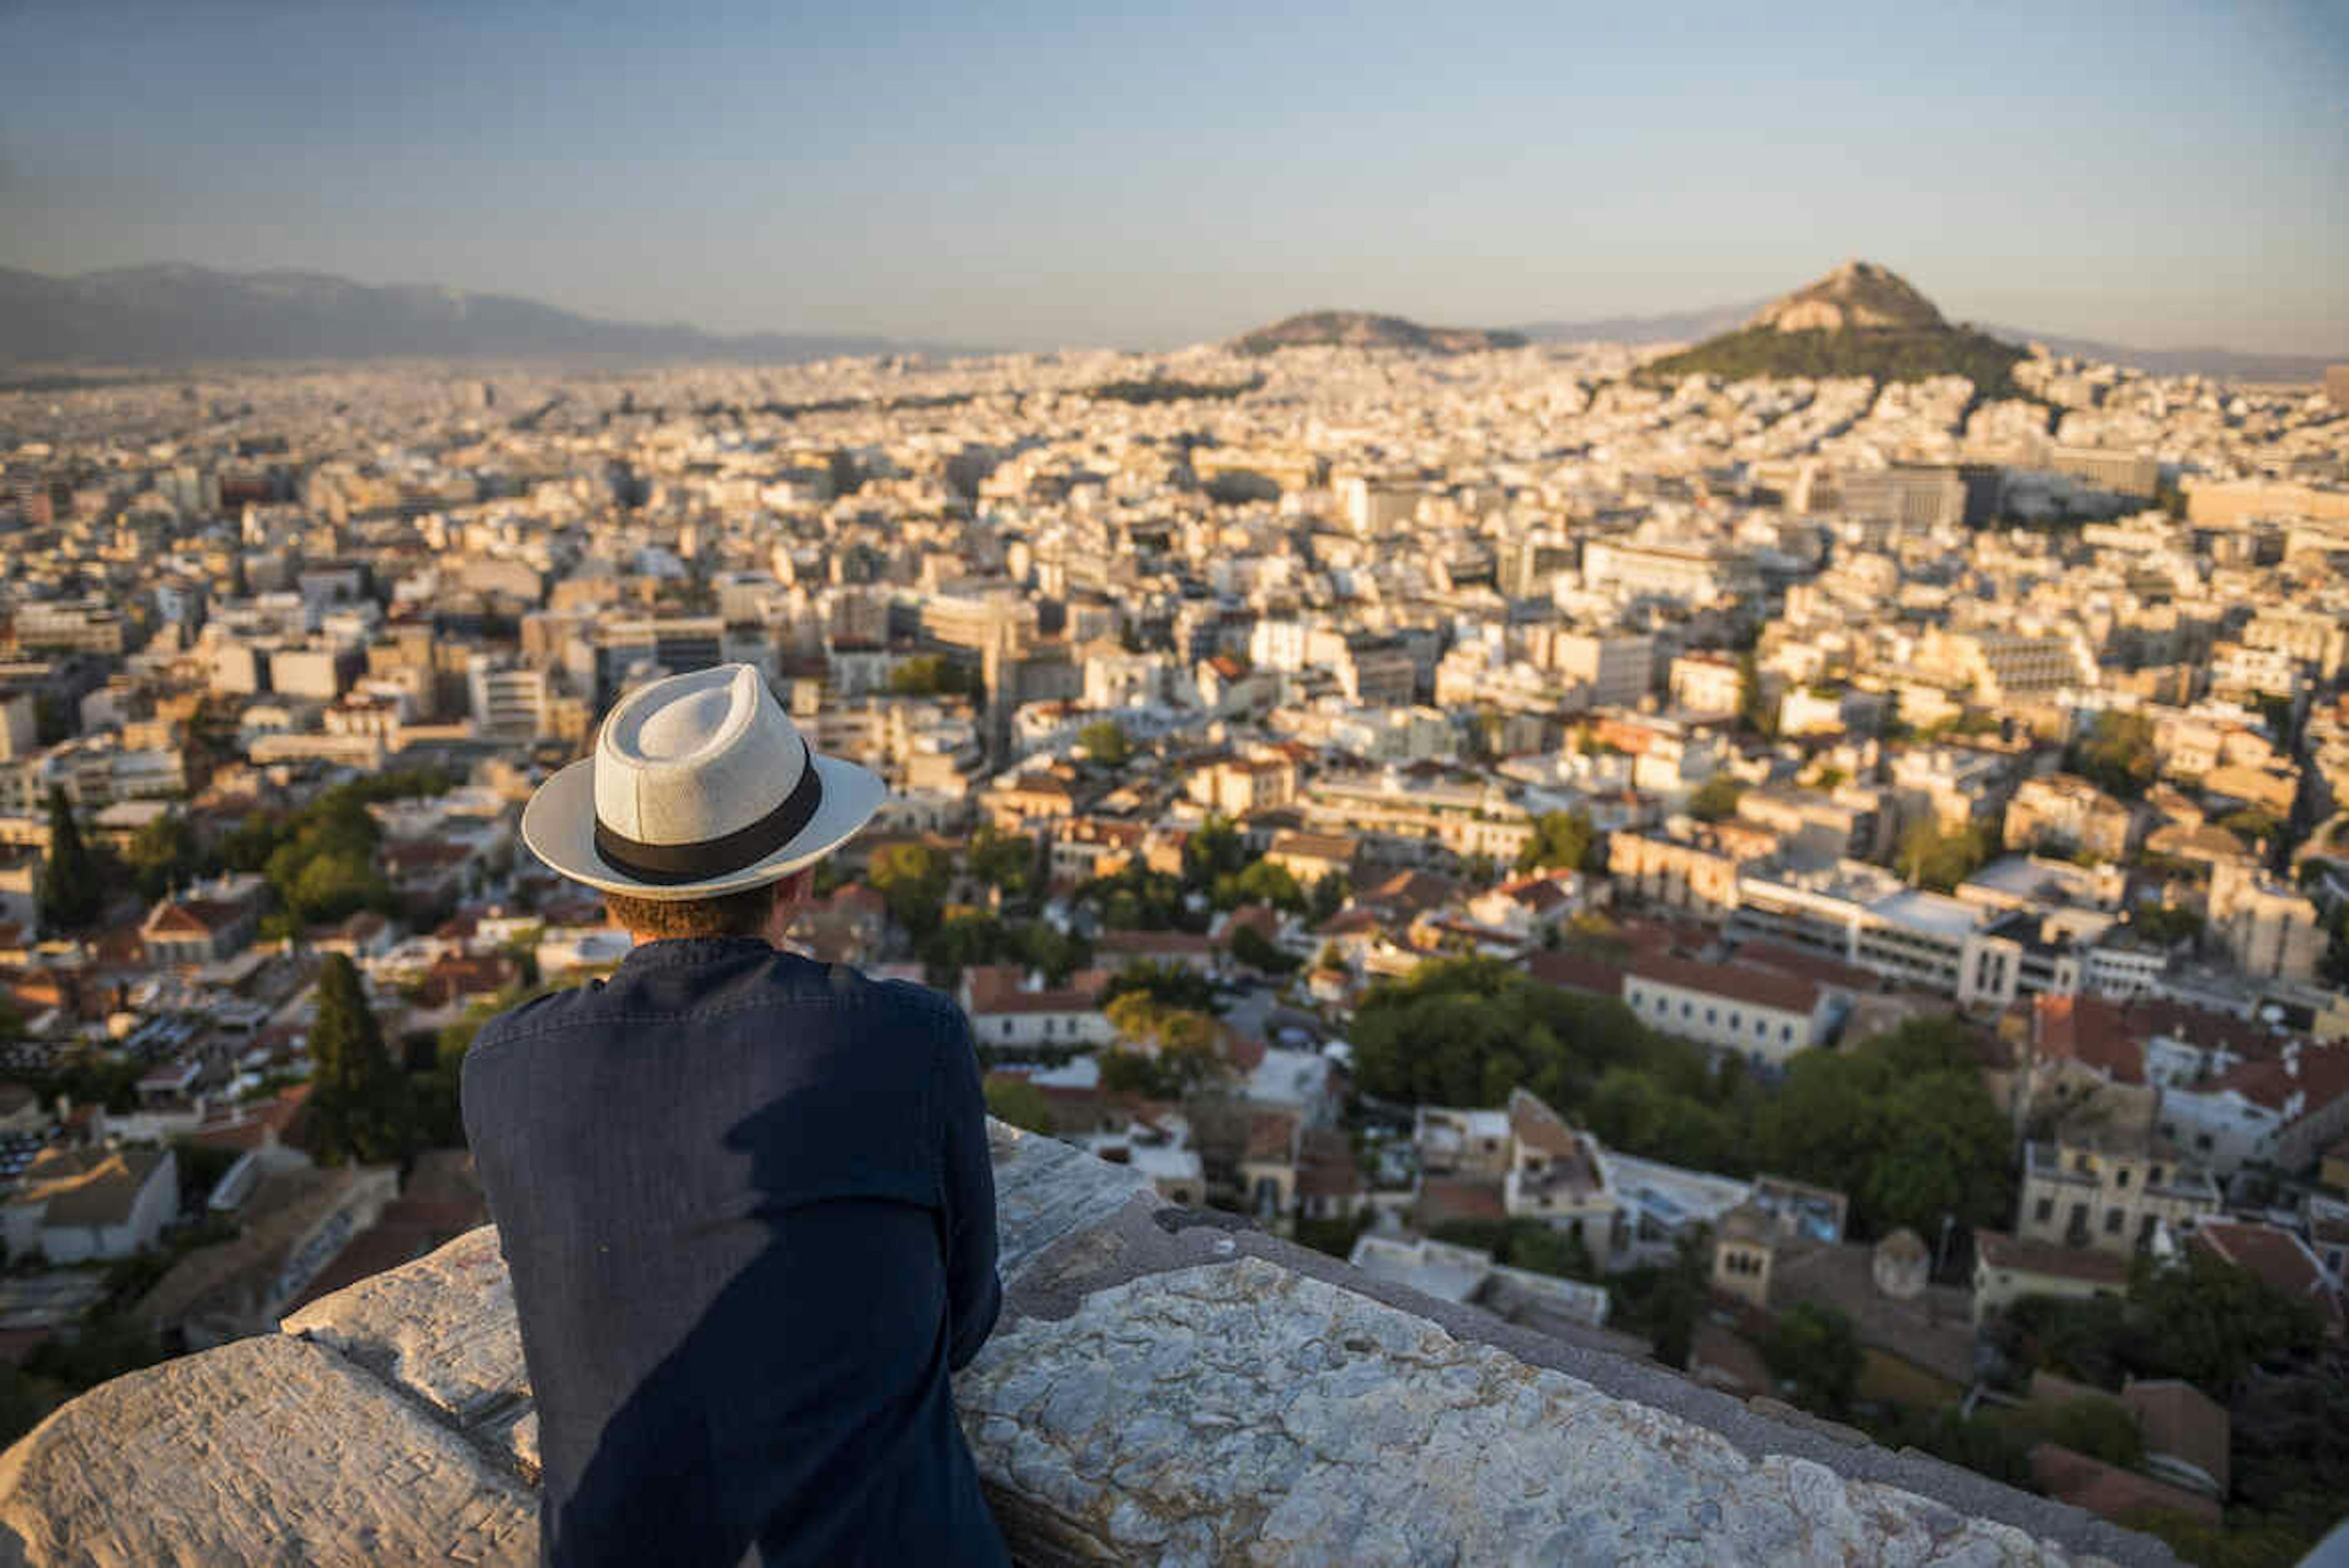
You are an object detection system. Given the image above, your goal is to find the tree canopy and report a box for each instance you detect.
[1761,1302,1863,1419]
[1895,816,1994,892]
[1515,810,1603,874]
[2066,711,2157,800]
[1077,719,1131,767]
[36,789,102,931]
[306,953,417,1167]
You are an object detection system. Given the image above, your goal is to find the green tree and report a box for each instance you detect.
[2068,711,2157,799]
[1228,923,1300,975]
[2043,1398,2145,1468]
[1077,720,1130,767]
[869,842,950,941]
[1223,859,1305,913]
[1308,870,1349,923]
[262,789,392,925]
[984,1076,1055,1135]
[1516,810,1601,873]
[2130,1248,2321,1391]
[1181,816,1247,890]
[1761,1303,1863,1419]
[1736,651,1778,738]
[886,655,980,699]
[1102,960,1220,1013]
[1687,777,1745,824]
[121,813,199,903]
[1014,921,1089,985]
[965,827,1035,900]
[36,788,102,931]
[306,953,417,1167]
[1896,817,1992,892]
[1860,1071,2014,1240]
[923,911,1009,980]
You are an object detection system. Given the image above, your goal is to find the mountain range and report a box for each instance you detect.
[0,262,2336,383]
[0,264,921,368]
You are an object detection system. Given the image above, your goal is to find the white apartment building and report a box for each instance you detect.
[1668,653,1743,715]
[1579,539,1762,607]
[1546,630,1657,710]
[2208,859,2325,983]
[1733,860,2025,1007]
[1913,629,2096,704]
[1621,953,1840,1069]
[467,656,556,741]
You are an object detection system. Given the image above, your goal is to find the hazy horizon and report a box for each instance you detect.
[3,1,2345,356]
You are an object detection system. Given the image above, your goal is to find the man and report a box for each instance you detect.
[464,664,1008,1566]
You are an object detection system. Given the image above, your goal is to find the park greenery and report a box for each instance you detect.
[1349,960,2013,1241]
[2065,711,2158,800]
[1686,777,1745,824]
[1077,719,1130,767]
[885,656,982,700]
[1895,816,1995,892]
[1515,809,1603,874]
[1991,1249,2321,1396]
[1760,1302,1863,1418]
[982,1076,1055,1135]
[1642,324,2030,401]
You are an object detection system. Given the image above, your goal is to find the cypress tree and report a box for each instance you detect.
[307,953,416,1167]
[36,788,101,932]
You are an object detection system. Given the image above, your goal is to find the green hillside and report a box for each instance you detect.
[1643,324,2030,398]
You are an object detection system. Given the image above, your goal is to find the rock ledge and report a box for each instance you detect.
[0,1125,2173,1566]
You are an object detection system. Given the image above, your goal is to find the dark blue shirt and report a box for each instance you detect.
[461,937,1008,1568]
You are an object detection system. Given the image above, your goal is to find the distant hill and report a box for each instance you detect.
[1642,261,2029,396]
[1231,311,1526,355]
[0,264,939,366]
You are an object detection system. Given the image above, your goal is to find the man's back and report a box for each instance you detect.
[462,936,1007,1567]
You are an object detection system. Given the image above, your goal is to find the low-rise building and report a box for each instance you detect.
[2014,1133,2221,1256]
[1621,952,1841,1068]
[3,1144,179,1264]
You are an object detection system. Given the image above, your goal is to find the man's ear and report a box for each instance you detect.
[762,871,814,944]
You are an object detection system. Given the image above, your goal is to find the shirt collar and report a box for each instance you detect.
[617,936,776,970]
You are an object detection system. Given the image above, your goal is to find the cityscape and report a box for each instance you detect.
[3,2,2348,1560]
[0,256,2343,1562]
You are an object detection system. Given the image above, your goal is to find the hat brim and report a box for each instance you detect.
[520,750,888,901]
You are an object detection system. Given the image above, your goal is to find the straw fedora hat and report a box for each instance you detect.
[522,664,886,900]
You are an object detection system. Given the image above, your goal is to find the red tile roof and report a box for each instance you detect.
[2030,996,2147,1085]
[2192,1221,2346,1336]
[2030,1444,2220,1526]
[1626,951,1821,1017]
[1975,1230,2132,1287]
[1524,949,1625,999]
[2209,1042,2349,1121]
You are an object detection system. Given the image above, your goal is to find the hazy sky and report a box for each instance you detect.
[3,1,2344,352]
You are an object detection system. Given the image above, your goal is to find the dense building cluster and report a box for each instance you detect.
[0,328,2345,1551]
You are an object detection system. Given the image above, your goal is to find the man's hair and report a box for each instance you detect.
[604,882,779,941]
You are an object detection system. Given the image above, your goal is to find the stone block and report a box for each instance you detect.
[0,1334,533,1567]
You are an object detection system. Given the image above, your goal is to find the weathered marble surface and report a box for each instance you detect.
[0,1334,534,1567]
[0,1123,2167,1567]
[280,1224,535,1479]
[960,1257,2075,1567]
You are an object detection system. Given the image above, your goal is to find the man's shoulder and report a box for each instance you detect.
[834,968,971,1049]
